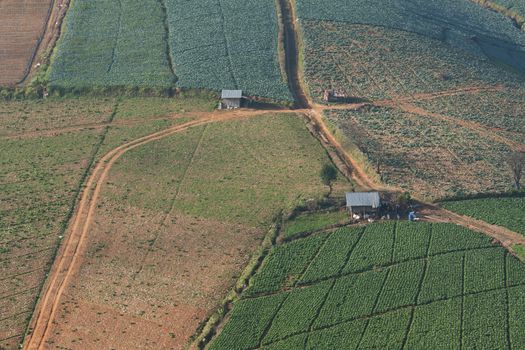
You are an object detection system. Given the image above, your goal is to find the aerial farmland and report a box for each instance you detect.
[0,0,524,349]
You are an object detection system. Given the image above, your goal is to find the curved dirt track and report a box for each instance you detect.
[22,111,269,350]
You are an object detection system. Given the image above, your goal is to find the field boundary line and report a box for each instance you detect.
[504,251,512,349]
[0,310,32,323]
[132,123,208,280]
[158,0,176,78]
[22,111,262,350]
[256,279,525,348]
[400,223,432,349]
[106,0,122,74]
[355,269,391,349]
[242,244,498,300]
[302,278,337,348]
[216,0,239,89]
[459,253,466,350]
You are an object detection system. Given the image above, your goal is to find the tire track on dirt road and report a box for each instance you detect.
[21,112,268,350]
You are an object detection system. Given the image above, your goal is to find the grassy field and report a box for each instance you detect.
[442,197,525,236]
[48,0,291,100]
[282,211,349,240]
[36,112,351,349]
[0,95,214,349]
[325,107,517,199]
[209,221,525,349]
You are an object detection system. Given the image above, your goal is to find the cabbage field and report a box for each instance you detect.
[296,0,525,73]
[325,107,515,199]
[49,0,291,100]
[209,222,525,349]
[442,197,525,236]
[300,20,525,102]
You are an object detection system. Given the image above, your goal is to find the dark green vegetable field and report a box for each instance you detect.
[442,197,525,236]
[209,222,525,349]
[48,0,291,100]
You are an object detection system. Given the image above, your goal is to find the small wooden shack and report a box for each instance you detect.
[346,192,381,216]
[220,90,243,109]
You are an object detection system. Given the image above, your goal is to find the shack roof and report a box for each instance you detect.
[346,192,381,208]
[221,90,243,99]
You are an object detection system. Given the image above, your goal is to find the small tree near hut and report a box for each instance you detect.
[320,164,337,197]
[508,152,524,190]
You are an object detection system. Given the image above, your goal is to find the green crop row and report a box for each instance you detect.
[442,197,525,236]
[210,222,525,349]
[243,233,327,296]
[49,0,291,100]
[296,0,525,74]
[299,226,363,284]
[49,0,174,88]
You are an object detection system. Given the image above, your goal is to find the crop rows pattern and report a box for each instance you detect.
[48,0,291,100]
[442,197,525,236]
[299,20,525,102]
[209,222,525,349]
[325,107,516,199]
[296,0,525,74]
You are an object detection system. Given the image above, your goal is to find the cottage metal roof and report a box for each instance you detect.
[346,192,381,208]
[221,90,243,99]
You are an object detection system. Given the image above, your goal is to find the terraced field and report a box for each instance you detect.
[442,197,525,236]
[209,222,525,349]
[0,96,212,349]
[0,0,53,85]
[48,0,291,100]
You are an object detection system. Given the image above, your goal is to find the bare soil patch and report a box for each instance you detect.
[0,0,53,85]
[41,205,260,350]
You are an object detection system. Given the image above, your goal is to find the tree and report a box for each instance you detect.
[320,164,337,197]
[508,152,525,190]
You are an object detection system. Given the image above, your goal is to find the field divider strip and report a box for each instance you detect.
[302,278,337,348]
[158,0,176,78]
[257,279,525,349]
[0,267,46,282]
[460,253,466,350]
[132,123,208,280]
[244,244,498,300]
[400,224,432,349]
[504,251,512,349]
[216,0,239,89]
[0,310,32,323]
[0,287,40,301]
[0,333,24,343]
[106,0,122,74]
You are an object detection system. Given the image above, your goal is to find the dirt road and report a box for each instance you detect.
[22,111,268,350]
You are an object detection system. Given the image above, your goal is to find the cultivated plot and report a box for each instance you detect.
[209,222,525,349]
[325,107,519,199]
[296,0,525,74]
[0,96,211,350]
[48,0,291,100]
[442,197,525,236]
[0,0,53,85]
[36,113,349,349]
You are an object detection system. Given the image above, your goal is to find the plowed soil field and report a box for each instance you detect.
[0,0,52,85]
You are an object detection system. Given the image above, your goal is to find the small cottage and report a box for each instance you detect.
[346,192,381,216]
[220,90,243,109]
